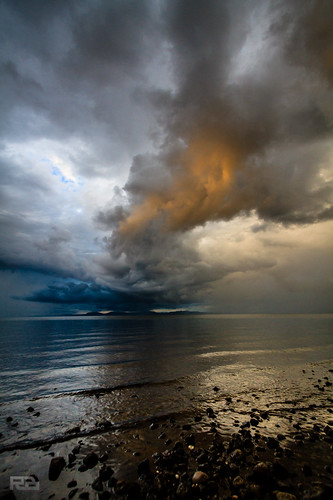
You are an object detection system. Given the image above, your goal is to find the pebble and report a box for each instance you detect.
[192,470,209,484]
[48,456,66,481]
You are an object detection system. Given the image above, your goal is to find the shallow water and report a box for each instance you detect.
[0,314,332,450]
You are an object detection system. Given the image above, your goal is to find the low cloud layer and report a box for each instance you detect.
[0,0,332,314]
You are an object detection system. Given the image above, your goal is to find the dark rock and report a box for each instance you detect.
[83,452,98,469]
[149,422,158,430]
[194,416,202,422]
[99,465,114,482]
[182,424,191,430]
[213,386,220,392]
[185,434,195,446]
[91,478,103,491]
[26,407,34,412]
[158,432,166,439]
[267,437,279,449]
[68,489,78,499]
[137,458,150,476]
[250,418,259,426]
[302,464,312,476]
[232,475,245,489]
[226,397,232,403]
[33,412,40,417]
[248,461,273,485]
[273,462,289,480]
[98,492,111,500]
[67,480,77,488]
[72,446,80,455]
[48,456,66,480]
[78,464,88,472]
[78,493,89,499]
[6,417,13,422]
[99,453,108,462]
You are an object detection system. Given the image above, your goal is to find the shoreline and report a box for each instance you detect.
[0,365,332,499]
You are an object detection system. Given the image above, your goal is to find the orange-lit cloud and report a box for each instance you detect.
[119,132,242,235]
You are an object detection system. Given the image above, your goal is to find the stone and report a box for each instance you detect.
[267,437,279,449]
[83,452,99,469]
[68,489,78,499]
[233,475,245,489]
[91,478,103,491]
[192,471,209,484]
[67,480,77,488]
[26,407,34,412]
[149,422,158,430]
[99,465,114,482]
[48,456,66,480]
[275,492,297,500]
[137,458,150,476]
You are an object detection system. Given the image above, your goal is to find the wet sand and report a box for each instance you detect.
[1,363,333,499]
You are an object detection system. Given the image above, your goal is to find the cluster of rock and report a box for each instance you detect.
[45,424,333,499]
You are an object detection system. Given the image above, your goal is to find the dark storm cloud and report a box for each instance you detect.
[21,280,159,312]
[94,0,333,308]
[0,0,332,312]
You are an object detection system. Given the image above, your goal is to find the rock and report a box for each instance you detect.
[78,464,88,472]
[206,407,215,417]
[98,492,112,500]
[33,412,40,417]
[267,437,279,449]
[213,386,220,392]
[275,492,297,500]
[185,434,195,446]
[68,489,78,499]
[248,461,272,485]
[226,397,232,402]
[149,422,158,430]
[78,493,89,499]
[99,465,114,482]
[302,464,312,476]
[72,446,80,454]
[250,418,259,426]
[233,475,245,489]
[272,462,289,480]
[26,407,34,412]
[67,480,77,488]
[99,453,108,462]
[137,458,150,476]
[6,417,13,422]
[83,452,99,469]
[182,424,191,430]
[192,471,209,484]
[91,478,103,491]
[48,456,66,480]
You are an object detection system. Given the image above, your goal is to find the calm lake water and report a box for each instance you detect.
[0,314,332,449]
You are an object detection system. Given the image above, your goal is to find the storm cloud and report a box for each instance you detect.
[0,0,332,314]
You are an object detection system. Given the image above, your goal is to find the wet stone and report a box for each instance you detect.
[137,458,150,476]
[192,471,209,484]
[83,452,99,469]
[48,456,66,481]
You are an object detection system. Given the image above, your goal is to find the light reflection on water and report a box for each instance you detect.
[0,314,332,448]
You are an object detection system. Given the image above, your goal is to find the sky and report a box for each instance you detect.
[0,0,332,316]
